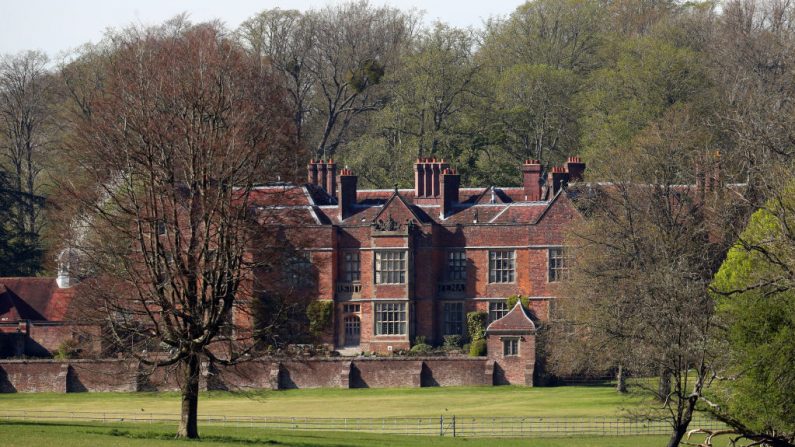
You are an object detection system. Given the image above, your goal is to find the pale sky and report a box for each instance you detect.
[0,0,524,59]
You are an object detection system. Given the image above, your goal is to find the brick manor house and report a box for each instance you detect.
[0,157,584,363]
[244,157,584,354]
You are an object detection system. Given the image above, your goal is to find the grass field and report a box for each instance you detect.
[0,421,675,446]
[0,385,746,446]
[0,385,643,418]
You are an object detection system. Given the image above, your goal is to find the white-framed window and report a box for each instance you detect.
[549,247,569,282]
[489,250,515,283]
[375,251,407,284]
[503,338,519,356]
[341,251,360,282]
[489,300,509,323]
[375,302,407,335]
[446,250,467,281]
[442,302,464,336]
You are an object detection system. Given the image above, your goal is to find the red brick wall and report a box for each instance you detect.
[67,360,138,392]
[421,359,490,387]
[208,360,278,391]
[0,361,67,392]
[279,360,347,389]
[351,359,421,388]
[0,357,530,392]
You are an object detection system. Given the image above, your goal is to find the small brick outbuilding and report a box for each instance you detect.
[485,301,537,386]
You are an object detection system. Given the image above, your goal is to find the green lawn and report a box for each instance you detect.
[0,385,643,418]
[0,386,749,446]
[0,421,674,446]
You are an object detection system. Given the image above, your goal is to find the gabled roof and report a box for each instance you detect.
[0,278,75,322]
[250,180,582,228]
[485,301,536,335]
[472,186,512,205]
[370,189,424,225]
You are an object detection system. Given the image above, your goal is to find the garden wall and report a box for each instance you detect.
[0,356,505,393]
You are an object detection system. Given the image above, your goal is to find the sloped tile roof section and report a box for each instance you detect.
[247,177,580,227]
[0,278,75,322]
[485,301,537,335]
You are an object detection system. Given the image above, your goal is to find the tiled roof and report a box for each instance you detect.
[0,278,75,322]
[485,301,536,334]
[248,182,573,228]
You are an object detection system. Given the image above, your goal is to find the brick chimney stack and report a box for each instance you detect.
[414,158,450,203]
[565,157,586,182]
[326,159,337,197]
[548,166,569,196]
[521,160,543,201]
[338,168,358,220]
[440,168,461,219]
[307,160,319,185]
[306,159,337,198]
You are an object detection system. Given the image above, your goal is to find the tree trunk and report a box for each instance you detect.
[615,364,627,393]
[658,368,671,402]
[177,353,201,439]
[665,422,690,447]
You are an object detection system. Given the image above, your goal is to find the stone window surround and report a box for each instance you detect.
[374,301,407,335]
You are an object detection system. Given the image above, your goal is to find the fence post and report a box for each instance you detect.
[452,415,456,438]
[439,415,443,436]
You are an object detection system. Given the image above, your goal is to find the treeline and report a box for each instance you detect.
[1,0,794,271]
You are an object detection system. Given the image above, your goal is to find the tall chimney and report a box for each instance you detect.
[415,159,426,197]
[440,168,460,219]
[549,166,569,196]
[326,159,337,197]
[338,168,358,220]
[565,157,586,182]
[307,160,319,185]
[521,160,543,201]
[319,162,328,193]
[414,157,450,200]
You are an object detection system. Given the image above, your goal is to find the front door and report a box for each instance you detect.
[344,315,360,346]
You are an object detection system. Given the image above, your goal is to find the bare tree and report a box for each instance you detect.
[63,21,297,439]
[238,2,418,160]
[304,2,417,159]
[0,50,52,268]
[551,106,740,447]
[237,8,314,145]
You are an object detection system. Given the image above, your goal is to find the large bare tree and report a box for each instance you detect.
[64,20,297,439]
[0,50,52,272]
[238,1,418,159]
[549,106,742,447]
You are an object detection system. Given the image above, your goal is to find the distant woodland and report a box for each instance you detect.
[0,0,794,274]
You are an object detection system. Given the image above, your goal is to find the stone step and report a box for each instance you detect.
[336,347,361,357]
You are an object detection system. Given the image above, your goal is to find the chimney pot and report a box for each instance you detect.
[565,156,586,182]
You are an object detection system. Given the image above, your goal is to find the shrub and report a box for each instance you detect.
[506,294,529,309]
[306,300,333,336]
[410,336,433,355]
[443,334,462,350]
[469,339,487,357]
[55,339,80,360]
[466,311,488,341]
